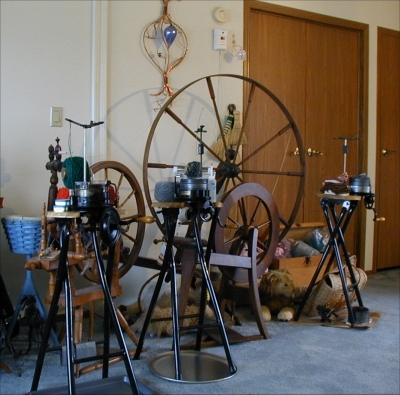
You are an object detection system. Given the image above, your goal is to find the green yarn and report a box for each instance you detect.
[62,156,90,189]
[185,161,202,178]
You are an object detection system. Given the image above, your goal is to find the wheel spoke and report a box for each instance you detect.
[241,169,304,177]
[165,107,225,162]
[121,231,138,244]
[237,198,248,227]
[116,172,125,193]
[119,190,136,210]
[249,198,263,227]
[206,77,229,155]
[239,123,293,167]
[225,214,242,229]
[235,82,256,162]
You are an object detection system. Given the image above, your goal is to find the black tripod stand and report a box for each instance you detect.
[30,207,140,394]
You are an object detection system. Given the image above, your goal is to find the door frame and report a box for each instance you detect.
[244,0,369,269]
[373,27,400,271]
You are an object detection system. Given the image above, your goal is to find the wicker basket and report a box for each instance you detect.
[1,215,41,255]
[303,256,367,316]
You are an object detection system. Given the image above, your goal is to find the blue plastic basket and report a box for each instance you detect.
[1,215,41,255]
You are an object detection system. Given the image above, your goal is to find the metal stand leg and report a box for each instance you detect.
[193,213,236,374]
[135,203,237,381]
[31,222,72,392]
[31,218,140,395]
[91,231,139,392]
[133,207,182,379]
[295,197,364,326]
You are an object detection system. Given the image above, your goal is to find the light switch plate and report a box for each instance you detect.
[50,107,63,127]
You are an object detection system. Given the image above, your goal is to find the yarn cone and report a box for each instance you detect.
[229,110,248,147]
[212,113,234,160]
[62,156,90,189]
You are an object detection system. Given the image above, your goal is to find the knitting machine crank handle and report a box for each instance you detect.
[363,193,385,222]
[372,209,385,222]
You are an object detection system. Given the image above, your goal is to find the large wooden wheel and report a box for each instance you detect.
[143,74,305,243]
[75,161,146,283]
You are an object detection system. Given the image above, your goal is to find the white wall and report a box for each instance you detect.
[0,0,244,305]
[1,0,398,306]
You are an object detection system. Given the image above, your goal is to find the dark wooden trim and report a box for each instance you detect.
[377,26,400,38]
[373,26,400,272]
[244,0,369,270]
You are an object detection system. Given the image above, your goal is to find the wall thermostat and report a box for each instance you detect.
[212,7,228,24]
[213,29,228,50]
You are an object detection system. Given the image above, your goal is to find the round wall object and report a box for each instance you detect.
[212,7,228,24]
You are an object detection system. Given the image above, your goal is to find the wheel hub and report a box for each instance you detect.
[219,161,241,179]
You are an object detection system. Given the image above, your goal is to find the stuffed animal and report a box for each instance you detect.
[258,268,297,321]
[130,291,215,337]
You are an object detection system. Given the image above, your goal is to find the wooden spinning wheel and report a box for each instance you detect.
[75,161,147,283]
[214,182,280,281]
[143,74,305,269]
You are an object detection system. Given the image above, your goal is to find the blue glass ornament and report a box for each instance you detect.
[164,24,177,47]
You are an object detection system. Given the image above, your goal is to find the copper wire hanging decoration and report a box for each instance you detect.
[142,0,188,102]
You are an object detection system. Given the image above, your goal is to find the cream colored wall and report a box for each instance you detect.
[1,1,398,305]
[0,0,244,305]
[105,0,244,302]
[1,0,94,303]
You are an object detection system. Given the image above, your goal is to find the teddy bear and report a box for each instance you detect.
[258,268,303,321]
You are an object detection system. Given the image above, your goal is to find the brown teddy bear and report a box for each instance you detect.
[258,268,300,321]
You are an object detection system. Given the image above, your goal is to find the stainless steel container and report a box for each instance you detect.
[349,174,371,194]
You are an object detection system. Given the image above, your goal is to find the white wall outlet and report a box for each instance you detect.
[213,29,228,50]
[50,106,63,127]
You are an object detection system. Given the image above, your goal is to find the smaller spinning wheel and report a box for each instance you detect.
[214,183,280,282]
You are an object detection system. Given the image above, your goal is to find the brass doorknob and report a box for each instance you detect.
[307,148,324,156]
[382,149,393,156]
[291,147,300,156]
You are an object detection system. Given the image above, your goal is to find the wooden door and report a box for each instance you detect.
[244,2,368,260]
[303,23,360,224]
[374,27,400,270]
